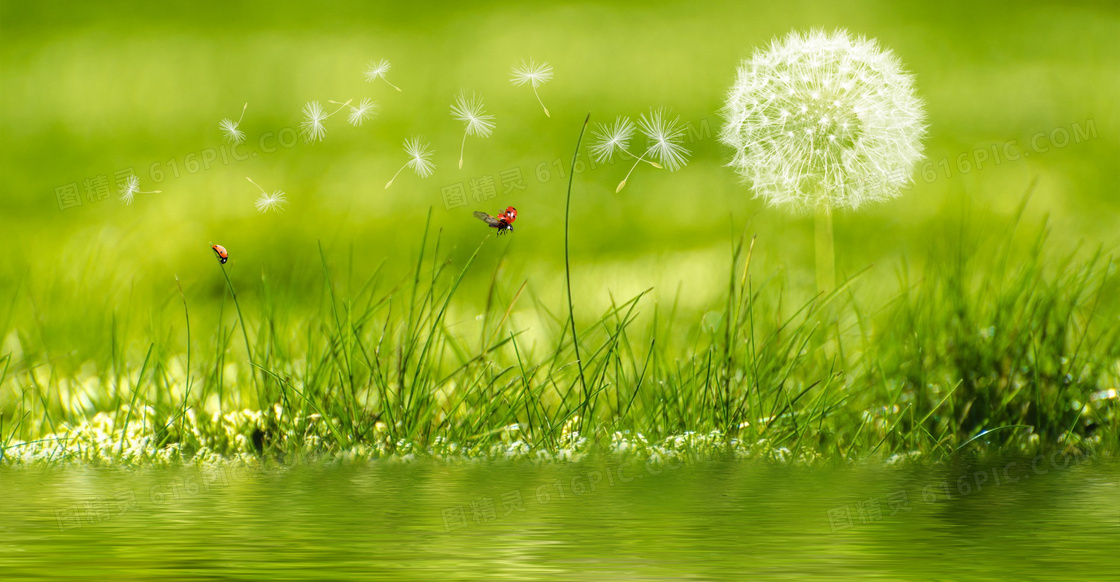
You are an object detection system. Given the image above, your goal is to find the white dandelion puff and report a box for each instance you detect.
[364,58,401,92]
[346,98,378,127]
[385,136,435,188]
[720,28,926,212]
[451,90,495,169]
[247,177,288,214]
[614,108,690,193]
[117,174,161,205]
[219,103,248,144]
[510,59,553,117]
[720,28,926,293]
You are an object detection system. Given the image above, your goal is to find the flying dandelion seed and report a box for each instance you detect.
[364,59,402,92]
[385,136,435,189]
[510,59,553,117]
[300,99,352,143]
[638,108,690,171]
[117,174,161,205]
[451,90,495,169]
[346,98,378,127]
[219,103,248,144]
[613,108,690,193]
[247,177,288,213]
[300,101,327,143]
[590,116,662,169]
[720,28,926,293]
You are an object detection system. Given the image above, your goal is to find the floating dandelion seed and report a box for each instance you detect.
[364,59,401,92]
[117,174,160,205]
[219,103,248,144]
[385,136,435,189]
[346,98,378,127]
[510,59,553,117]
[590,116,662,168]
[300,101,327,143]
[720,28,926,292]
[451,90,495,169]
[613,108,690,193]
[247,177,288,213]
[300,99,352,143]
[638,108,690,171]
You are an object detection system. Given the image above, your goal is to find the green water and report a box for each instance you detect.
[2,455,1118,581]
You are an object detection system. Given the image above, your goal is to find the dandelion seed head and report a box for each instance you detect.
[590,116,636,163]
[451,91,495,138]
[638,108,690,172]
[510,59,553,88]
[300,101,327,143]
[364,59,391,82]
[404,136,435,178]
[720,28,926,212]
[219,118,245,144]
[255,190,288,213]
[347,98,378,127]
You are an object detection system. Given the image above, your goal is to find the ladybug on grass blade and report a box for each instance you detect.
[473,206,517,235]
[211,244,229,264]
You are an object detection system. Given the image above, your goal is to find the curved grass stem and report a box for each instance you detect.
[565,113,592,427]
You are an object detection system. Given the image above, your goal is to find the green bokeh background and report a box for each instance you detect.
[2,0,1117,360]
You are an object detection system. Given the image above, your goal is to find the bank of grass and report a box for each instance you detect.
[1,199,1116,465]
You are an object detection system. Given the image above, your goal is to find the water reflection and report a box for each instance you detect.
[2,454,1117,580]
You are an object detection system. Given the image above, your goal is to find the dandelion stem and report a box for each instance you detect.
[616,145,656,192]
[236,102,247,125]
[532,86,550,118]
[385,164,407,189]
[459,132,468,170]
[814,202,836,295]
[246,177,267,195]
[620,147,662,169]
[326,99,353,118]
[383,78,402,92]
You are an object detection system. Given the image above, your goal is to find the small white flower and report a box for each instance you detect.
[511,59,553,117]
[451,90,495,169]
[219,103,247,144]
[118,174,160,205]
[386,136,435,188]
[638,108,690,172]
[248,177,288,214]
[364,58,402,92]
[347,98,378,127]
[300,101,328,143]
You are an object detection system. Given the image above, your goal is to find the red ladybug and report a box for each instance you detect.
[473,206,517,235]
[211,244,229,264]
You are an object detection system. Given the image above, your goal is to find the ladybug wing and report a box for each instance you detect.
[473,211,502,228]
[504,207,517,223]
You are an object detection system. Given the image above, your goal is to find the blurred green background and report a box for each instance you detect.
[2,0,1118,363]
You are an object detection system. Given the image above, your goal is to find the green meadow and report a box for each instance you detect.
[1,1,1117,463]
[3,2,1120,579]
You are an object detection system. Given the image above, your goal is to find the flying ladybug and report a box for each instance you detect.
[473,206,517,235]
[211,244,229,264]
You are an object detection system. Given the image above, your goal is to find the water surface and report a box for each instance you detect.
[2,454,1117,580]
